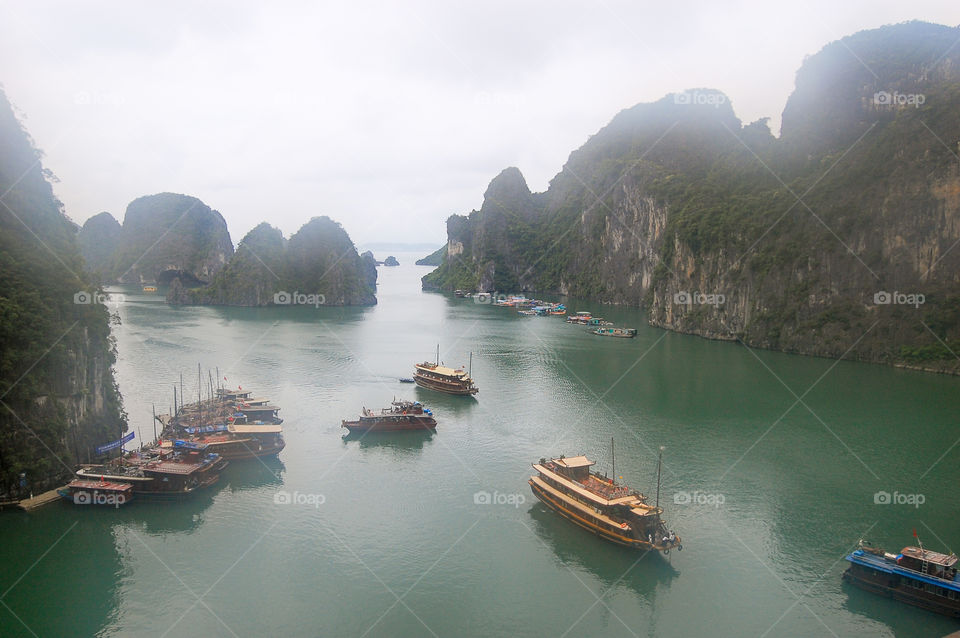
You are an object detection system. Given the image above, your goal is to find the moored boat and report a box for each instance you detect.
[843,537,960,617]
[76,444,227,501]
[342,400,437,432]
[593,327,637,338]
[529,447,681,553]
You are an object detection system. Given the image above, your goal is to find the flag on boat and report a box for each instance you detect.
[95,431,135,455]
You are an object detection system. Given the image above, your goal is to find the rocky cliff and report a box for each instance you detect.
[0,88,126,494]
[170,216,377,306]
[77,211,122,280]
[77,193,234,285]
[424,21,960,372]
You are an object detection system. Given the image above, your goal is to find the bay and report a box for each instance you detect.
[1,252,958,637]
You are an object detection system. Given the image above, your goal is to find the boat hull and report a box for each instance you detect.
[413,375,478,395]
[529,478,662,551]
[843,564,960,618]
[342,418,437,432]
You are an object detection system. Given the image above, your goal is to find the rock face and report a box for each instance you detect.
[424,21,960,372]
[77,211,122,279]
[383,255,399,266]
[0,88,126,493]
[171,217,377,306]
[415,245,446,266]
[103,193,234,285]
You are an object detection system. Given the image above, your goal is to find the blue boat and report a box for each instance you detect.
[843,538,960,618]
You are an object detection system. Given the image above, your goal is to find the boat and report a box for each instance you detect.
[518,309,537,316]
[399,377,416,383]
[529,444,681,553]
[454,290,470,298]
[413,347,479,395]
[593,327,637,338]
[175,424,286,460]
[341,400,437,432]
[843,537,960,617]
[58,479,133,507]
[142,285,157,292]
[76,444,227,501]
[566,311,593,324]
[236,403,283,424]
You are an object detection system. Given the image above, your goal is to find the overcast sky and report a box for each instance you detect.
[0,2,956,248]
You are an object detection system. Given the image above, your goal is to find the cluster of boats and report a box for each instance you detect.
[59,385,285,506]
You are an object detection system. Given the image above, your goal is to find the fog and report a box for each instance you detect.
[0,1,955,246]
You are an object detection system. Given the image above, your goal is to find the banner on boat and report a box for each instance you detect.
[95,431,135,455]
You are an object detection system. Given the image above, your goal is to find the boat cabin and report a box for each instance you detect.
[899,547,959,580]
[549,455,595,482]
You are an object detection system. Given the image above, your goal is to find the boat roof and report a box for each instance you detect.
[533,463,639,507]
[239,404,280,411]
[553,455,594,468]
[415,362,467,377]
[229,424,283,434]
[901,546,958,566]
[68,479,132,491]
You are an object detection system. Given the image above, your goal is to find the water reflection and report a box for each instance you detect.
[220,458,286,493]
[341,429,435,453]
[526,504,679,602]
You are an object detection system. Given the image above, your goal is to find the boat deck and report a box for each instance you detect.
[847,550,960,590]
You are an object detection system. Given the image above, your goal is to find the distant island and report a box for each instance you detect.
[423,21,960,373]
[168,217,377,307]
[382,255,399,267]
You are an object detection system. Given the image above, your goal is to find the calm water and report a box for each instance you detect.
[2,252,959,637]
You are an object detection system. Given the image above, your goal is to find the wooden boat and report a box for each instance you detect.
[593,327,637,338]
[413,347,478,396]
[76,444,227,501]
[342,400,437,432]
[566,311,592,324]
[529,446,681,553]
[58,479,133,506]
[175,424,285,460]
[844,538,960,617]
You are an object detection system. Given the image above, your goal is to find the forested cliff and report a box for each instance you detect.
[424,22,960,372]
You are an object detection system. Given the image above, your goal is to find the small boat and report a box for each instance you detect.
[529,443,681,553]
[58,479,133,507]
[566,311,592,324]
[844,537,960,617]
[342,400,437,432]
[518,309,537,316]
[399,377,416,383]
[413,346,478,396]
[593,327,637,338]
[142,285,157,292]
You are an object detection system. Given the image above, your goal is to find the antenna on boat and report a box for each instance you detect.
[655,445,664,511]
[469,351,473,378]
[436,344,440,366]
[611,437,615,485]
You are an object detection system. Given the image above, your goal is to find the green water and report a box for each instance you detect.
[2,253,959,637]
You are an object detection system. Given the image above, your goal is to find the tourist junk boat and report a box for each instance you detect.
[413,347,479,396]
[529,445,681,553]
[341,400,437,432]
[58,479,133,506]
[593,327,637,338]
[173,424,285,460]
[843,537,960,617]
[75,443,227,501]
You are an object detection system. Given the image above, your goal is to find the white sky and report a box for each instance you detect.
[0,1,956,247]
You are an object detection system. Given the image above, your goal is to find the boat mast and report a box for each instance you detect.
[436,344,440,366]
[611,437,615,484]
[469,351,473,378]
[655,445,664,510]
